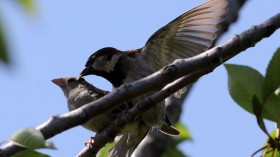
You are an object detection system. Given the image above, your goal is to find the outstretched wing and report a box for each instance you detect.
[137,0,228,71]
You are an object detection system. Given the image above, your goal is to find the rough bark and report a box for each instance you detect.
[133,0,248,156]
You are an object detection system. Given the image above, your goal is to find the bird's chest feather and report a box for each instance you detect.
[67,90,93,111]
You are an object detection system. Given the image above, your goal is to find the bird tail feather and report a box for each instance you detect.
[109,124,150,157]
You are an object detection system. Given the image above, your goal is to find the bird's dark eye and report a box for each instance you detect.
[67,78,77,83]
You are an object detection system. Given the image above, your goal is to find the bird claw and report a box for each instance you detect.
[84,136,95,147]
[117,109,130,123]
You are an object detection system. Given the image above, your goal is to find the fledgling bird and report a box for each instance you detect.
[52,77,179,157]
[52,77,113,132]
[78,0,228,156]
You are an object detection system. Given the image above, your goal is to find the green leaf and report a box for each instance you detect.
[18,0,35,12]
[10,127,56,150]
[264,150,280,157]
[13,150,50,157]
[97,142,115,157]
[175,122,191,141]
[252,95,272,137]
[269,151,280,157]
[263,93,280,123]
[44,141,56,149]
[162,147,186,157]
[161,123,190,157]
[263,146,280,157]
[225,64,264,114]
[263,129,280,157]
[163,137,187,157]
[263,48,280,100]
[0,23,9,63]
[270,128,278,138]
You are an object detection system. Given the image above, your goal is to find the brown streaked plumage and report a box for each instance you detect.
[52,77,113,132]
[52,77,179,157]
[79,0,228,156]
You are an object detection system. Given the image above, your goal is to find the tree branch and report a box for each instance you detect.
[133,0,248,155]
[77,68,212,157]
[1,12,280,157]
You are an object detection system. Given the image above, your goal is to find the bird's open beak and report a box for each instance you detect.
[51,78,66,87]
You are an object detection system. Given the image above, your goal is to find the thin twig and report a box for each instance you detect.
[262,144,271,157]
[251,145,267,157]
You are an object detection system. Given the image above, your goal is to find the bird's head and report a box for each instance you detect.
[52,77,88,99]
[52,76,109,100]
[80,47,122,76]
[52,76,109,111]
[79,47,125,87]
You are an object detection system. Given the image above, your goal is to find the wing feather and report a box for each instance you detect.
[137,0,228,71]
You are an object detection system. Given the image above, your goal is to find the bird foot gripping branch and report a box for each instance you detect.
[84,137,94,148]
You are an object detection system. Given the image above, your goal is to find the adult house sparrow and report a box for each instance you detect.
[79,0,228,155]
[52,77,179,156]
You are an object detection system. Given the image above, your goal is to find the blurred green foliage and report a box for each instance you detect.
[226,48,280,157]
[10,127,56,157]
[0,22,9,63]
[0,0,34,64]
